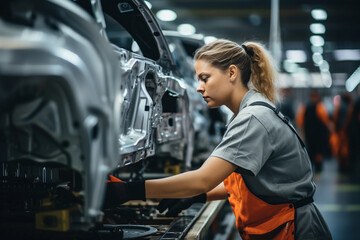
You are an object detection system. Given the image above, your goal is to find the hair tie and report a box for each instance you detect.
[241,44,254,57]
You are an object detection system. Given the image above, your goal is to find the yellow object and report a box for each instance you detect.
[35,209,70,231]
[164,161,181,174]
[40,198,53,207]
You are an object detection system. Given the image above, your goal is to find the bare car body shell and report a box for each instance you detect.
[0,0,199,234]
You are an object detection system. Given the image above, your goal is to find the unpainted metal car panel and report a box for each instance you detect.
[89,0,192,166]
[108,44,190,166]
[0,0,122,230]
[0,0,196,233]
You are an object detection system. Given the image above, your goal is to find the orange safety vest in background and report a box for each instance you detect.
[224,172,295,240]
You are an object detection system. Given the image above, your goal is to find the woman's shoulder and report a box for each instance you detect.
[238,94,279,130]
[241,90,274,110]
[241,92,274,118]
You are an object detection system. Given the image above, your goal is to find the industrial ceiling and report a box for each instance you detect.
[149,0,360,89]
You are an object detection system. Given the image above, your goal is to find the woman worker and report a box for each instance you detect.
[105,39,332,240]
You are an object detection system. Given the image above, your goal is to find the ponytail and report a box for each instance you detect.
[242,42,278,103]
[195,39,278,103]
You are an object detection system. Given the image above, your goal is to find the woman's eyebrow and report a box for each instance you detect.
[197,73,208,79]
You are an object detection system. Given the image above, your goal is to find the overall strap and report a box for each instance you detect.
[247,101,314,208]
[249,101,306,148]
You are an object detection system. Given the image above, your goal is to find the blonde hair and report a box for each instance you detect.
[194,39,278,103]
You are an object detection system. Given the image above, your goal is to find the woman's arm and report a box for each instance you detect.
[145,156,237,199]
[206,182,228,201]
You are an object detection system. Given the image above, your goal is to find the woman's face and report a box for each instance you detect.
[195,59,233,108]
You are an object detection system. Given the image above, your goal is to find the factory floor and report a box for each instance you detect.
[313,157,360,240]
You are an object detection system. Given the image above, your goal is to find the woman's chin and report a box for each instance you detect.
[207,102,220,108]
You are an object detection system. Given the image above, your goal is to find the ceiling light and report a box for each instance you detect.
[144,1,152,9]
[333,49,360,61]
[204,36,218,44]
[345,66,360,92]
[311,45,323,54]
[310,23,326,34]
[312,52,323,65]
[319,60,330,71]
[177,24,196,35]
[321,70,332,88]
[311,9,327,20]
[310,35,325,47]
[156,9,177,22]
[285,50,307,63]
[283,60,298,73]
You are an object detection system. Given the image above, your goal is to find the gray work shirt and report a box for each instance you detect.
[211,89,332,240]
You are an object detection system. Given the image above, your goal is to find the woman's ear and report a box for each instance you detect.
[228,65,238,83]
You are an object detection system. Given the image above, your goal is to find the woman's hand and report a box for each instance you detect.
[157,193,207,217]
[103,175,145,209]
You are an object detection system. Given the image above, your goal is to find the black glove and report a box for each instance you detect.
[103,175,146,209]
[157,193,206,217]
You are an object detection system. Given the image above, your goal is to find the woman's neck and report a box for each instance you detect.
[227,87,249,115]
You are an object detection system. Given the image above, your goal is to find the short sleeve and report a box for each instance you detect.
[210,113,273,176]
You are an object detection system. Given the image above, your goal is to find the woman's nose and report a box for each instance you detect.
[196,82,204,93]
